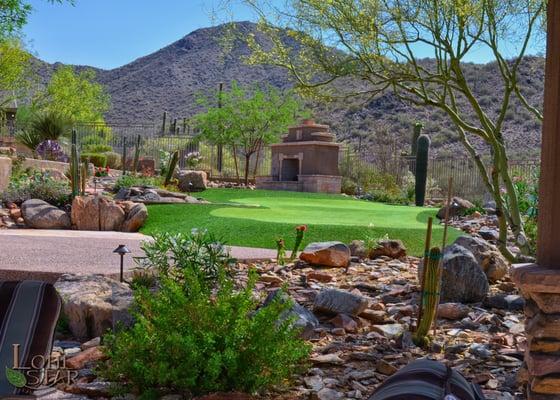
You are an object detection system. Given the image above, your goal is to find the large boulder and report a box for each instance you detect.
[71,196,100,230]
[313,288,369,316]
[99,197,125,231]
[263,289,319,339]
[436,197,475,219]
[54,274,133,339]
[454,236,509,281]
[419,244,489,303]
[369,239,407,259]
[21,199,71,229]
[176,170,207,192]
[300,242,351,268]
[122,203,148,232]
[71,195,146,232]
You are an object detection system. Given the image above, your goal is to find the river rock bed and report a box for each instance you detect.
[51,254,526,400]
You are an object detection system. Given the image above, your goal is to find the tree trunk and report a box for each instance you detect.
[232,145,240,184]
[253,141,262,178]
[244,154,251,186]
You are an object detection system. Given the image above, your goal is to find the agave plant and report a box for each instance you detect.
[15,130,42,156]
[31,111,71,141]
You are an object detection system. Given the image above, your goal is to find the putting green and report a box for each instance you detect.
[142,189,462,255]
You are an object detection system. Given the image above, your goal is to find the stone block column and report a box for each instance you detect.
[511,2,560,398]
[513,264,560,398]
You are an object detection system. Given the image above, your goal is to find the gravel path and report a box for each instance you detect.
[0,229,277,282]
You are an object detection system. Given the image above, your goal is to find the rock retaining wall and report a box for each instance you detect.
[0,156,69,191]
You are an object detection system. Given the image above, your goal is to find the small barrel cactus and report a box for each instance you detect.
[415,134,430,207]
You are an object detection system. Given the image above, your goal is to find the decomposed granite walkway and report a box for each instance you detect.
[0,229,277,283]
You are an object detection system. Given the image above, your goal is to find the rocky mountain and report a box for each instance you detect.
[30,21,545,158]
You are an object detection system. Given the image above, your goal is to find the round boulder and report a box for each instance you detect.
[21,199,71,229]
[300,241,351,268]
[454,235,509,282]
[369,239,407,259]
[436,197,474,219]
[419,244,489,303]
[176,170,207,192]
[122,203,148,232]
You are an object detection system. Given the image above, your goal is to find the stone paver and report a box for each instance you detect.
[0,229,277,282]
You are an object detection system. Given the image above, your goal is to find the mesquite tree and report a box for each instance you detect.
[195,81,305,185]
[234,0,545,260]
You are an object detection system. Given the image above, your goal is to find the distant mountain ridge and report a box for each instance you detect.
[30,21,545,157]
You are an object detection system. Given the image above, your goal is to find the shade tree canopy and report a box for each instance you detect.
[195,81,307,184]
[231,0,546,260]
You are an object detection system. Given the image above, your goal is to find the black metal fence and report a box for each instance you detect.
[340,147,540,201]
[2,121,540,197]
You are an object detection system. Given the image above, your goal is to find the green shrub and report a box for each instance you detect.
[101,232,310,398]
[341,177,358,195]
[137,230,234,283]
[84,144,113,153]
[104,152,121,169]
[113,175,164,191]
[81,152,107,167]
[1,170,71,207]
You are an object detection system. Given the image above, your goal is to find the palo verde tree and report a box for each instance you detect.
[233,0,546,260]
[1,0,74,109]
[34,65,110,123]
[0,38,29,108]
[195,81,306,185]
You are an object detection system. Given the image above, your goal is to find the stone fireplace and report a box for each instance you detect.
[256,119,342,193]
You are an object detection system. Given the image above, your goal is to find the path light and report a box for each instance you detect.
[113,244,131,283]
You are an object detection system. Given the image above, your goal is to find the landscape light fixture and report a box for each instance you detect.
[113,244,131,283]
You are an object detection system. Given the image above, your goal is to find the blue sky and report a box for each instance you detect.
[24,0,257,69]
[23,1,544,70]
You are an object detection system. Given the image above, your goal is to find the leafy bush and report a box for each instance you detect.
[136,230,234,283]
[101,232,310,398]
[84,144,113,153]
[513,174,539,255]
[341,177,358,195]
[113,175,164,191]
[105,152,121,169]
[81,152,107,167]
[1,170,71,207]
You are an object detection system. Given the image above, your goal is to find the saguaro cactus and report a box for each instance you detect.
[413,246,442,347]
[164,151,179,187]
[132,135,141,174]
[70,129,80,199]
[161,111,168,135]
[121,137,128,176]
[415,134,430,207]
[81,158,88,195]
[411,122,423,157]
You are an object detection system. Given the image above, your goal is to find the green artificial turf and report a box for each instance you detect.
[141,189,462,256]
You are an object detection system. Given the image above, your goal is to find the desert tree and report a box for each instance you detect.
[195,81,306,185]
[1,0,74,110]
[33,65,110,123]
[231,0,546,260]
[0,38,29,108]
